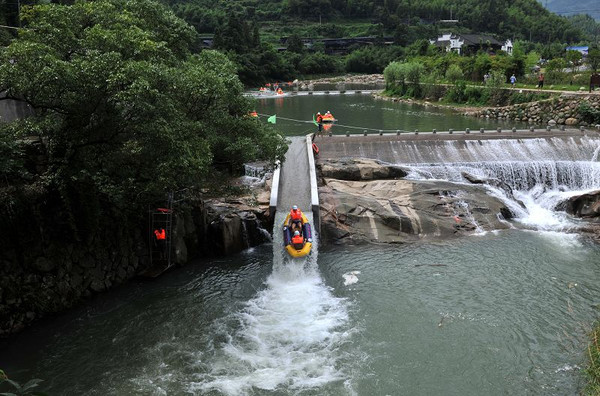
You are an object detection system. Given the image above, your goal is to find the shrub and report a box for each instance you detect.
[298,53,341,75]
[579,102,600,124]
[445,64,464,83]
[445,80,467,103]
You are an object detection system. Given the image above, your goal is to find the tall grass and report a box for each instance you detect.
[585,324,600,395]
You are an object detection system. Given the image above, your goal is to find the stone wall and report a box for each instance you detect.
[0,197,272,337]
[467,94,600,126]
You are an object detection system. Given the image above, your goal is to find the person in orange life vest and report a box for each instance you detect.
[291,230,304,250]
[288,205,304,233]
[154,228,167,259]
[316,112,323,132]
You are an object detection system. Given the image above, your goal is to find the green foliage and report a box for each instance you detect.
[0,369,46,396]
[566,50,583,73]
[165,0,589,45]
[0,0,287,241]
[585,323,600,395]
[588,47,600,73]
[445,64,464,83]
[383,61,424,97]
[286,33,305,54]
[579,102,600,125]
[298,52,342,74]
[346,46,403,74]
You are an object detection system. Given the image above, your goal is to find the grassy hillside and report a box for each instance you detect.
[166,0,586,44]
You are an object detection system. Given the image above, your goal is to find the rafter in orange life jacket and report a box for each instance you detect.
[154,228,166,240]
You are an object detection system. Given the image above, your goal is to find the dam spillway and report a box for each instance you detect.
[314,128,600,164]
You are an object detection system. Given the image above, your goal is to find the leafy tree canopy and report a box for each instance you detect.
[0,0,287,236]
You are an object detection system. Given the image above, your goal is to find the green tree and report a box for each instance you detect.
[286,33,305,54]
[445,64,464,83]
[587,47,600,73]
[565,50,583,74]
[0,0,287,239]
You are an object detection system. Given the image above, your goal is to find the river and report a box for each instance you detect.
[1,94,599,395]
[252,92,527,136]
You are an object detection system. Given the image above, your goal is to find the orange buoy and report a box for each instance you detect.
[312,143,319,156]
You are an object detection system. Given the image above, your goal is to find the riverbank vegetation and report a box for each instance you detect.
[149,0,600,85]
[0,0,287,251]
[586,324,600,395]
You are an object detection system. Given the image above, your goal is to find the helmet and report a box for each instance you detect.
[292,205,298,210]
[294,231,300,236]
[317,112,321,114]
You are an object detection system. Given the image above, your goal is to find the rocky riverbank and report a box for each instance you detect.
[0,177,274,336]
[317,159,514,244]
[297,73,384,90]
[317,158,600,245]
[466,94,600,127]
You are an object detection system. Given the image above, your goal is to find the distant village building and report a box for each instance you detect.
[431,33,512,56]
[566,46,589,57]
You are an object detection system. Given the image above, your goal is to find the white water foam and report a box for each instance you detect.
[195,212,350,395]
[401,138,600,234]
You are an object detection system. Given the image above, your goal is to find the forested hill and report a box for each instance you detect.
[539,0,600,21]
[166,0,585,43]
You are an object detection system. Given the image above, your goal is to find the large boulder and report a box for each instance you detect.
[319,178,513,245]
[318,158,408,181]
[557,190,600,218]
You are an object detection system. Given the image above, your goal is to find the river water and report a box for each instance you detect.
[252,92,527,136]
[2,94,600,395]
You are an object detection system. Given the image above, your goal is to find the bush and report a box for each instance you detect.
[579,102,600,124]
[298,53,341,75]
[346,46,403,74]
[445,64,464,83]
[383,61,424,97]
[445,80,467,103]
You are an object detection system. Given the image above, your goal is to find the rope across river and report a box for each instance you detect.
[257,113,414,134]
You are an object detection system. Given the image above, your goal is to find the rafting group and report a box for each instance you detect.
[283,205,313,258]
[259,82,293,96]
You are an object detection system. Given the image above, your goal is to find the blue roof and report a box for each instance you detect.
[566,46,589,51]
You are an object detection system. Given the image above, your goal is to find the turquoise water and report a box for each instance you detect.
[1,230,598,395]
[0,93,598,396]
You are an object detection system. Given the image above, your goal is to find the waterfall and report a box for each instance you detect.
[400,137,600,232]
[242,162,270,187]
[197,212,350,395]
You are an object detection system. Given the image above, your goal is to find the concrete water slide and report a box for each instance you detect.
[270,136,320,231]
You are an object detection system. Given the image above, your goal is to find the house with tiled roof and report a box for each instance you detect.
[431,33,513,56]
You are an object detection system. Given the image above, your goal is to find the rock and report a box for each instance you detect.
[89,279,105,292]
[565,118,579,126]
[318,158,408,181]
[319,178,513,245]
[32,257,56,273]
[557,190,600,218]
[461,171,486,184]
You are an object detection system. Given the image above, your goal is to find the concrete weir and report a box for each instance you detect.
[314,128,600,164]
